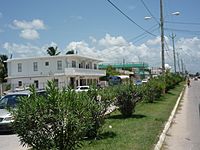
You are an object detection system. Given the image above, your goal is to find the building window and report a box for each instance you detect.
[18,81,22,87]
[79,63,83,68]
[72,61,76,68]
[86,64,89,69]
[54,79,59,87]
[45,61,49,66]
[33,62,38,71]
[94,64,97,69]
[57,60,62,70]
[18,63,22,72]
[34,80,39,88]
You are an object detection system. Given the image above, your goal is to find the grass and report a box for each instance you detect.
[80,82,185,150]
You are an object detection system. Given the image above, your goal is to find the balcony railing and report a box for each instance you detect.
[64,68,106,76]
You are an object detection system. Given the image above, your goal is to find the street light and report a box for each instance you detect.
[171,11,180,16]
[144,6,180,74]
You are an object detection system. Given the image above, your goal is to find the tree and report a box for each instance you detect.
[47,46,61,56]
[66,50,75,55]
[0,54,8,83]
[106,66,119,76]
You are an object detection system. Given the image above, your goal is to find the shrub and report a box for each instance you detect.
[115,83,142,117]
[142,79,164,103]
[164,73,184,92]
[86,86,116,139]
[12,81,100,150]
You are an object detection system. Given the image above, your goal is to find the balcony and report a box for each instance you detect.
[64,68,106,76]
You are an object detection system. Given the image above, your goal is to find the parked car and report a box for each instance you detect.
[194,77,198,81]
[0,89,46,132]
[142,79,148,84]
[134,80,142,86]
[75,86,90,92]
[0,91,29,132]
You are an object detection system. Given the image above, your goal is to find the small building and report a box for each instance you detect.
[6,54,106,90]
[99,62,149,79]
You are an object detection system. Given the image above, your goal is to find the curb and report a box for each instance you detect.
[154,86,186,150]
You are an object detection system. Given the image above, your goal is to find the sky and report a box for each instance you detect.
[0,0,200,73]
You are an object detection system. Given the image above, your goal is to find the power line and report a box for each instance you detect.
[140,0,160,24]
[106,0,156,37]
[132,27,159,44]
[130,24,159,42]
[164,39,170,51]
[165,21,200,26]
[165,50,173,62]
[165,27,200,33]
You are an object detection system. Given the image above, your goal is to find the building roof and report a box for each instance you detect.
[99,62,149,69]
[6,54,103,63]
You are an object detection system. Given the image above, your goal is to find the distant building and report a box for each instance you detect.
[99,62,149,79]
[6,54,106,90]
[151,67,162,77]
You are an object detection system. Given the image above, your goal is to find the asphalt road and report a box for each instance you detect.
[163,79,200,150]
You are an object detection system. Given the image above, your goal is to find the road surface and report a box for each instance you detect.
[163,79,200,150]
[0,132,28,150]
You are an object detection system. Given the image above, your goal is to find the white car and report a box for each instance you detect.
[142,79,148,84]
[75,86,90,92]
[0,90,46,132]
[0,91,29,132]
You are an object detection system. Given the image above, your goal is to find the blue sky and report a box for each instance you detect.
[1,0,200,73]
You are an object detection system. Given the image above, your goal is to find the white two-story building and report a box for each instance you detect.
[6,54,106,90]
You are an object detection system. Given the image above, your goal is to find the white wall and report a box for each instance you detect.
[7,55,103,90]
[8,56,99,78]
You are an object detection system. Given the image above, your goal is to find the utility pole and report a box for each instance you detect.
[160,0,165,74]
[181,59,184,75]
[170,33,176,73]
[177,52,181,74]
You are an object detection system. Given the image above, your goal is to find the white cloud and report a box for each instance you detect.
[89,36,97,43]
[3,34,200,73]
[0,12,2,18]
[146,36,160,46]
[11,19,45,40]
[66,34,160,64]
[12,19,45,30]
[99,34,128,47]
[65,34,200,73]
[20,29,39,40]
[3,42,54,58]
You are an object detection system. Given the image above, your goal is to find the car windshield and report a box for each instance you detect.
[80,87,89,90]
[76,86,89,90]
[0,94,27,109]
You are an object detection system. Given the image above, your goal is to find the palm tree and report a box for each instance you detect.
[47,46,61,56]
[0,54,8,83]
[66,50,75,55]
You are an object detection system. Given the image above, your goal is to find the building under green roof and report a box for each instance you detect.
[99,62,149,70]
[99,62,149,79]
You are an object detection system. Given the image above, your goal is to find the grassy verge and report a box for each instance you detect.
[81,82,185,150]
